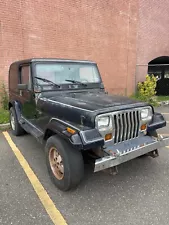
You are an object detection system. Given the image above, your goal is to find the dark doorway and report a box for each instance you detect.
[148,56,169,95]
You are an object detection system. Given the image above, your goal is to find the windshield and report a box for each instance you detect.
[34,62,101,89]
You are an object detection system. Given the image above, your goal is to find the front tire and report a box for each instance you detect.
[10,107,25,136]
[45,135,84,191]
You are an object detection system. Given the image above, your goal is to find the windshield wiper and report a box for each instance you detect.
[34,76,60,88]
[65,79,87,86]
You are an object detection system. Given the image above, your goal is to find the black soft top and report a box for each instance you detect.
[10,58,96,66]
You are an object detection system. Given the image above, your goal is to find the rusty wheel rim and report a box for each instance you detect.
[49,147,64,180]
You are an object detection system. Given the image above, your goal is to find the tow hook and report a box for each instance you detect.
[157,134,163,141]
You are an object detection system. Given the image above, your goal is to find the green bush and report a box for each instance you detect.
[0,109,9,124]
[136,74,158,105]
[0,82,9,110]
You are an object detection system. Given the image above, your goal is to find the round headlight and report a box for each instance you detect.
[98,116,110,129]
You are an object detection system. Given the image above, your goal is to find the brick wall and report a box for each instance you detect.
[136,0,169,83]
[0,0,138,95]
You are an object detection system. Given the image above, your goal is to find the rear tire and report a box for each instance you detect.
[45,135,84,191]
[10,107,25,136]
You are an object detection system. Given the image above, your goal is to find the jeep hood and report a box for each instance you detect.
[37,91,149,129]
[41,91,149,113]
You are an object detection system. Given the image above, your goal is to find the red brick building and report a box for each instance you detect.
[0,0,169,95]
[136,0,169,87]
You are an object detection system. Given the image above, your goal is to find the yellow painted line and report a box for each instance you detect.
[3,131,67,225]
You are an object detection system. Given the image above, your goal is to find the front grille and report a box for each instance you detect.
[113,110,140,144]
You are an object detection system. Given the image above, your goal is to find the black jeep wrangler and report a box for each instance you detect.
[8,58,169,191]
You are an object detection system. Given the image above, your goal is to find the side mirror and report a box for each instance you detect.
[18,84,28,90]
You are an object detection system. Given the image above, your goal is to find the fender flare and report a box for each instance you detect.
[44,118,104,150]
[44,118,83,149]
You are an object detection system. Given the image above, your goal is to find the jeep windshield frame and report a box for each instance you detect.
[32,61,102,91]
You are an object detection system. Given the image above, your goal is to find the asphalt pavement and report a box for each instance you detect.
[1,106,169,225]
[0,133,52,225]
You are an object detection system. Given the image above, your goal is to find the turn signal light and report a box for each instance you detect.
[105,133,112,141]
[67,127,76,135]
[141,124,147,131]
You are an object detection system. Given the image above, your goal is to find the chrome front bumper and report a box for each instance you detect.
[94,135,169,172]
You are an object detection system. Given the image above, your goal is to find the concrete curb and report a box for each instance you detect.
[0,123,10,130]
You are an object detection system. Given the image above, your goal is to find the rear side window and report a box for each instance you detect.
[20,66,32,89]
[9,65,18,91]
